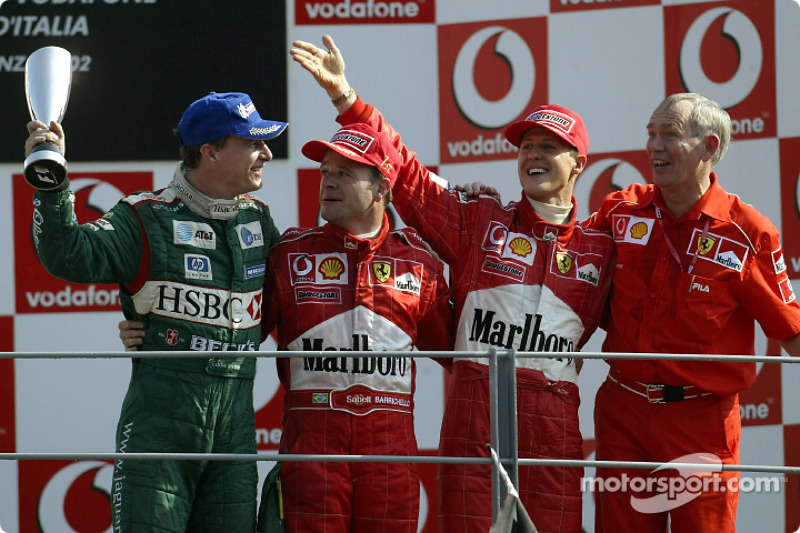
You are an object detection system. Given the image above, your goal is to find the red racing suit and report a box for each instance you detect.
[584,178,800,532]
[338,98,615,533]
[262,216,452,533]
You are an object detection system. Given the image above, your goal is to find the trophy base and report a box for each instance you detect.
[23,144,68,191]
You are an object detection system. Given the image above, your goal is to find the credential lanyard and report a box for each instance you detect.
[655,206,709,275]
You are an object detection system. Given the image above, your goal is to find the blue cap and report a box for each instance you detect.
[177,92,288,146]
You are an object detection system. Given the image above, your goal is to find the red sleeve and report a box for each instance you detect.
[339,97,476,265]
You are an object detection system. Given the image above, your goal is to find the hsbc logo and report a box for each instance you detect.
[133,280,263,328]
[438,18,547,164]
[666,2,775,139]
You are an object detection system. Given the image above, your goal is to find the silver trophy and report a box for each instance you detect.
[23,46,72,190]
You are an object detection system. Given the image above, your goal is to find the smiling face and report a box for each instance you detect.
[517,127,585,206]
[206,136,273,198]
[318,150,388,235]
[646,99,716,210]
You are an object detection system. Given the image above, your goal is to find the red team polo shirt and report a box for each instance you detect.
[585,174,800,396]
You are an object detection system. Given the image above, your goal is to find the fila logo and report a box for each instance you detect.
[691,282,710,293]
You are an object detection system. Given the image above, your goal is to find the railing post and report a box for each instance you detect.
[489,347,519,522]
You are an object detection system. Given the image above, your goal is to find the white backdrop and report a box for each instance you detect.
[2,1,800,532]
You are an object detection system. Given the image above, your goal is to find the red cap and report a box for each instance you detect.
[504,104,589,156]
[302,123,401,184]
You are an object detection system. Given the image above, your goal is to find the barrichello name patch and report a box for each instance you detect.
[173,220,216,249]
[133,280,262,328]
[688,229,748,272]
[612,214,654,245]
[236,221,265,249]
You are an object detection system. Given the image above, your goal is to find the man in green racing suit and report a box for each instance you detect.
[24,91,287,532]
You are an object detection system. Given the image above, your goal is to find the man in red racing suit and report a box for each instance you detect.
[262,123,453,533]
[291,36,615,533]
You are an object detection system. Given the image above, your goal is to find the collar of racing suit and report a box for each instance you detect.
[517,192,577,243]
[168,164,243,220]
[322,212,391,254]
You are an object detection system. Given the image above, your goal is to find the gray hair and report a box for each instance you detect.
[656,93,731,166]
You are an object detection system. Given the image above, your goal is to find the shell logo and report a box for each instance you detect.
[509,237,533,257]
[319,257,345,280]
[629,221,649,240]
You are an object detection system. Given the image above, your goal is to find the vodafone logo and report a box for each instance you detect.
[573,151,651,221]
[438,18,547,164]
[453,27,534,129]
[665,2,775,139]
[38,461,113,532]
[679,8,761,109]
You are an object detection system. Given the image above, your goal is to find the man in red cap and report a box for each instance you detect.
[260,122,453,533]
[291,35,615,532]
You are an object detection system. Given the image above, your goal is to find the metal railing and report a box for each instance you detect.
[2,349,799,524]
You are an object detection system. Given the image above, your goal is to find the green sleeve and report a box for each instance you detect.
[33,189,144,285]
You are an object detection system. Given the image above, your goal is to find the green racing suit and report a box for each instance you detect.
[32,165,280,532]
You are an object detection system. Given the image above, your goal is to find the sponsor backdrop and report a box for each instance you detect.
[0,0,799,531]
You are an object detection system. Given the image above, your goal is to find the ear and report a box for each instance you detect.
[201,144,217,161]
[374,177,390,202]
[571,154,588,178]
[703,134,720,163]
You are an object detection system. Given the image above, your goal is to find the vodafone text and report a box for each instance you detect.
[447,133,517,159]
[26,285,120,308]
[303,0,420,20]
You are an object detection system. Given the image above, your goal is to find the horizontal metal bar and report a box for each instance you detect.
[0,453,798,475]
[0,351,795,364]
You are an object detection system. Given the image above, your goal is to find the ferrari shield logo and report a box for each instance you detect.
[372,261,391,283]
[556,252,573,274]
[697,236,715,255]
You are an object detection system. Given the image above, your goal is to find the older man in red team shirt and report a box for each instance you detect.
[585,93,800,532]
